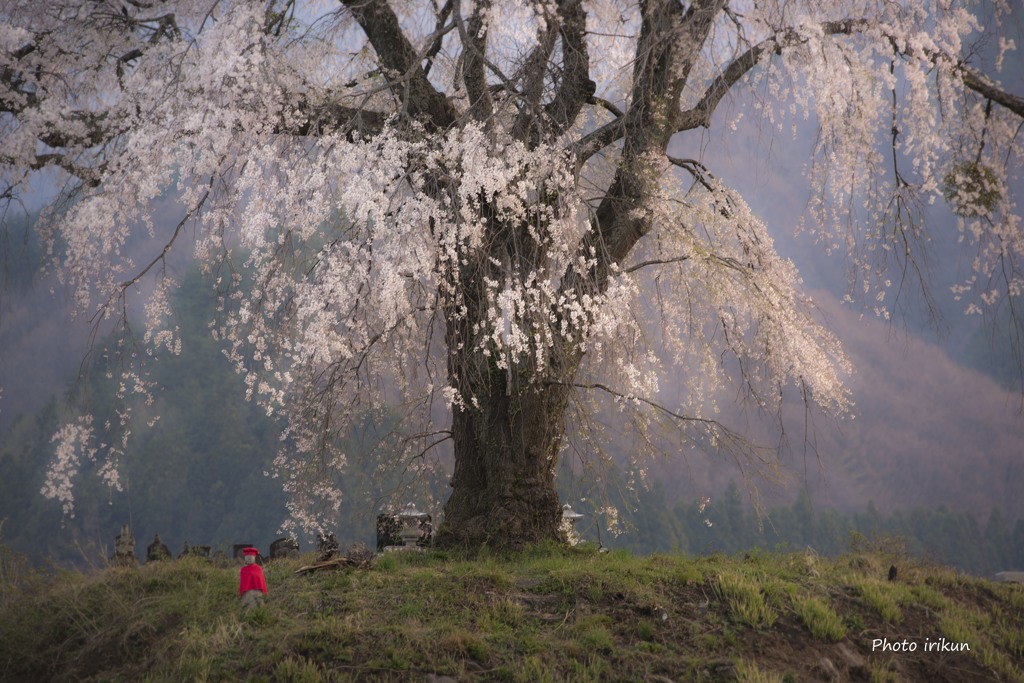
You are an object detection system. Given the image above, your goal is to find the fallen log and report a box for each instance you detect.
[294,556,375,575]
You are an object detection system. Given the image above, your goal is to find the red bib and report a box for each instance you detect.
[239,564,267,595]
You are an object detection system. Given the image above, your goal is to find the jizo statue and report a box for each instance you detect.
[238,547,267,610]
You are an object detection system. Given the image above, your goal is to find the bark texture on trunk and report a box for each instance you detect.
[434,364,571,549]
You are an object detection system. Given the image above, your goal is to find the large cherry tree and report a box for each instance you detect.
[2,0,1022,547]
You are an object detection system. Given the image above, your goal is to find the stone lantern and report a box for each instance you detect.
[398,503,427,549]
[561,503,583,528]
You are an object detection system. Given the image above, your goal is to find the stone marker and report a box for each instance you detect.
[179,543,211,560]
[146,534,171,562]
[316,532,339,561]
[346,541,375,564]
[376,512,433,551]
[270,536,300,560]
[111,524,137,568]
[375,514,402,551]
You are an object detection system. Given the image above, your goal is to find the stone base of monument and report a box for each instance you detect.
[383,544,424,553]
[241,589,265,612]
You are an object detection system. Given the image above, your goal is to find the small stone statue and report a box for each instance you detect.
[346,541,375,565]
[146,534,171,562]
[239,547,267,611]
[376,514,402,551]
[177,543,210,560]
[111,524,137,568]
[316,532,339,561]
[270,536,300,560]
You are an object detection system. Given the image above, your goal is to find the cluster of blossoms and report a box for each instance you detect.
[698,496,713,528]
[41,416,125,517]
[753,2,1022,319]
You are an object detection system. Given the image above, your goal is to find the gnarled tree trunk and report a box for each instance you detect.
[436,369,572,548]
[433,220,578,547]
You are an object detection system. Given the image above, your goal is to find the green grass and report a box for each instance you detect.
[853,578,906,623]
[735,658,785,683]
[713,570,779,629]
[1,544,1023,682]
[792,595,847,641]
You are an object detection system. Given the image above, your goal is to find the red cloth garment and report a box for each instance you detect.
[239,563,267,595]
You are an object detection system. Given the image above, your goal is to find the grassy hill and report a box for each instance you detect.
[2,542,1023,682]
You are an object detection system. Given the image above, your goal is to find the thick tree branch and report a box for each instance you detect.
[7,152,103,186]
[576,14,1023,164]
[961,68,1024,119]
[1,49,112,148]
[589,0,726,268]
[816,18,1024,118]
[511,3,562,140]
[570,0,726,165]
[291,100,388,138]
[543,0,593,141]
[454,0,493,122]
[678,19,875,133]
[676,39,768,131]
[569,114,628,167]
[623,256,691,274]
[340,0,456,129]
[421,0,454,78]
[587,96,623,119]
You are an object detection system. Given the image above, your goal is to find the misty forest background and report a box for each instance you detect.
[2,196,1023,580]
